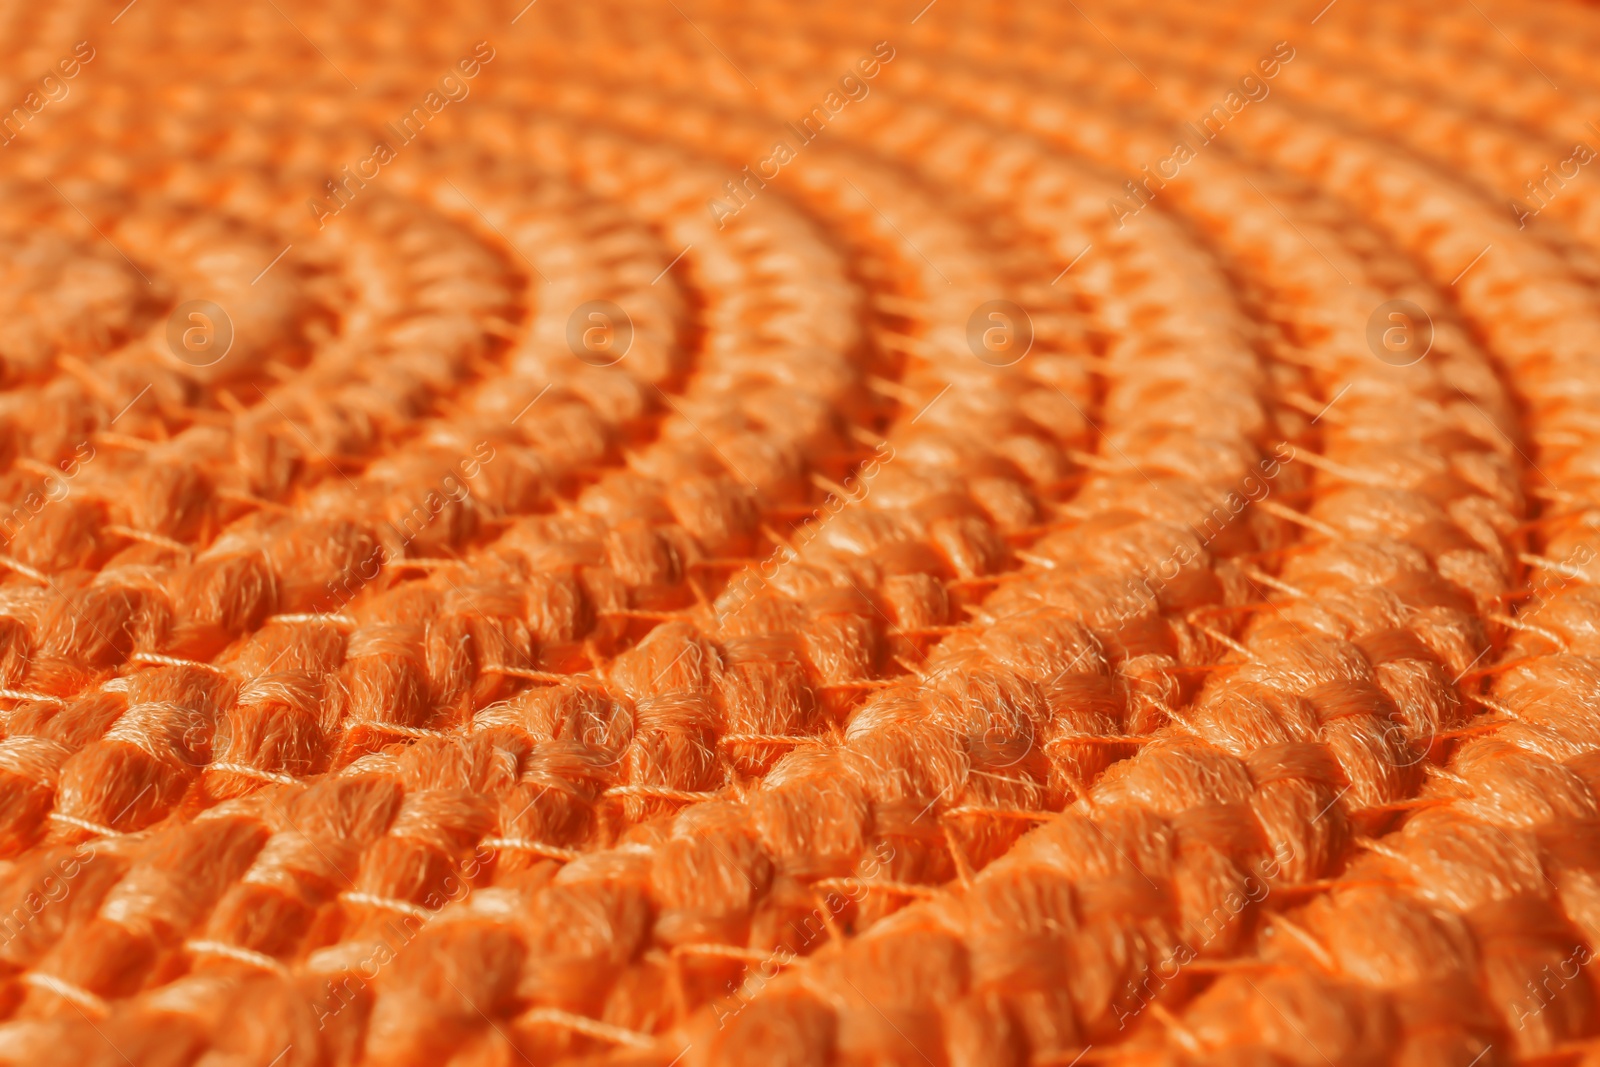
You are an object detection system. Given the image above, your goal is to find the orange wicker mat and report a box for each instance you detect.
[0,0,1597,1064]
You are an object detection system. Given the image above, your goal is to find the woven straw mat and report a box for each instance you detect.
[0,1,1597,1065]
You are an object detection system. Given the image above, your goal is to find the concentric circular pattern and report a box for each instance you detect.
[0,0,1596,1064]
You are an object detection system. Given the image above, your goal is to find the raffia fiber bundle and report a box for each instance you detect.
[0,0,1597,1063]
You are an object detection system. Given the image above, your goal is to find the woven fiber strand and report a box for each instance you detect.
[0,0,1596,1063]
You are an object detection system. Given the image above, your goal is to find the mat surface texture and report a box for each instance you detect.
[0,1,1598,1064]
